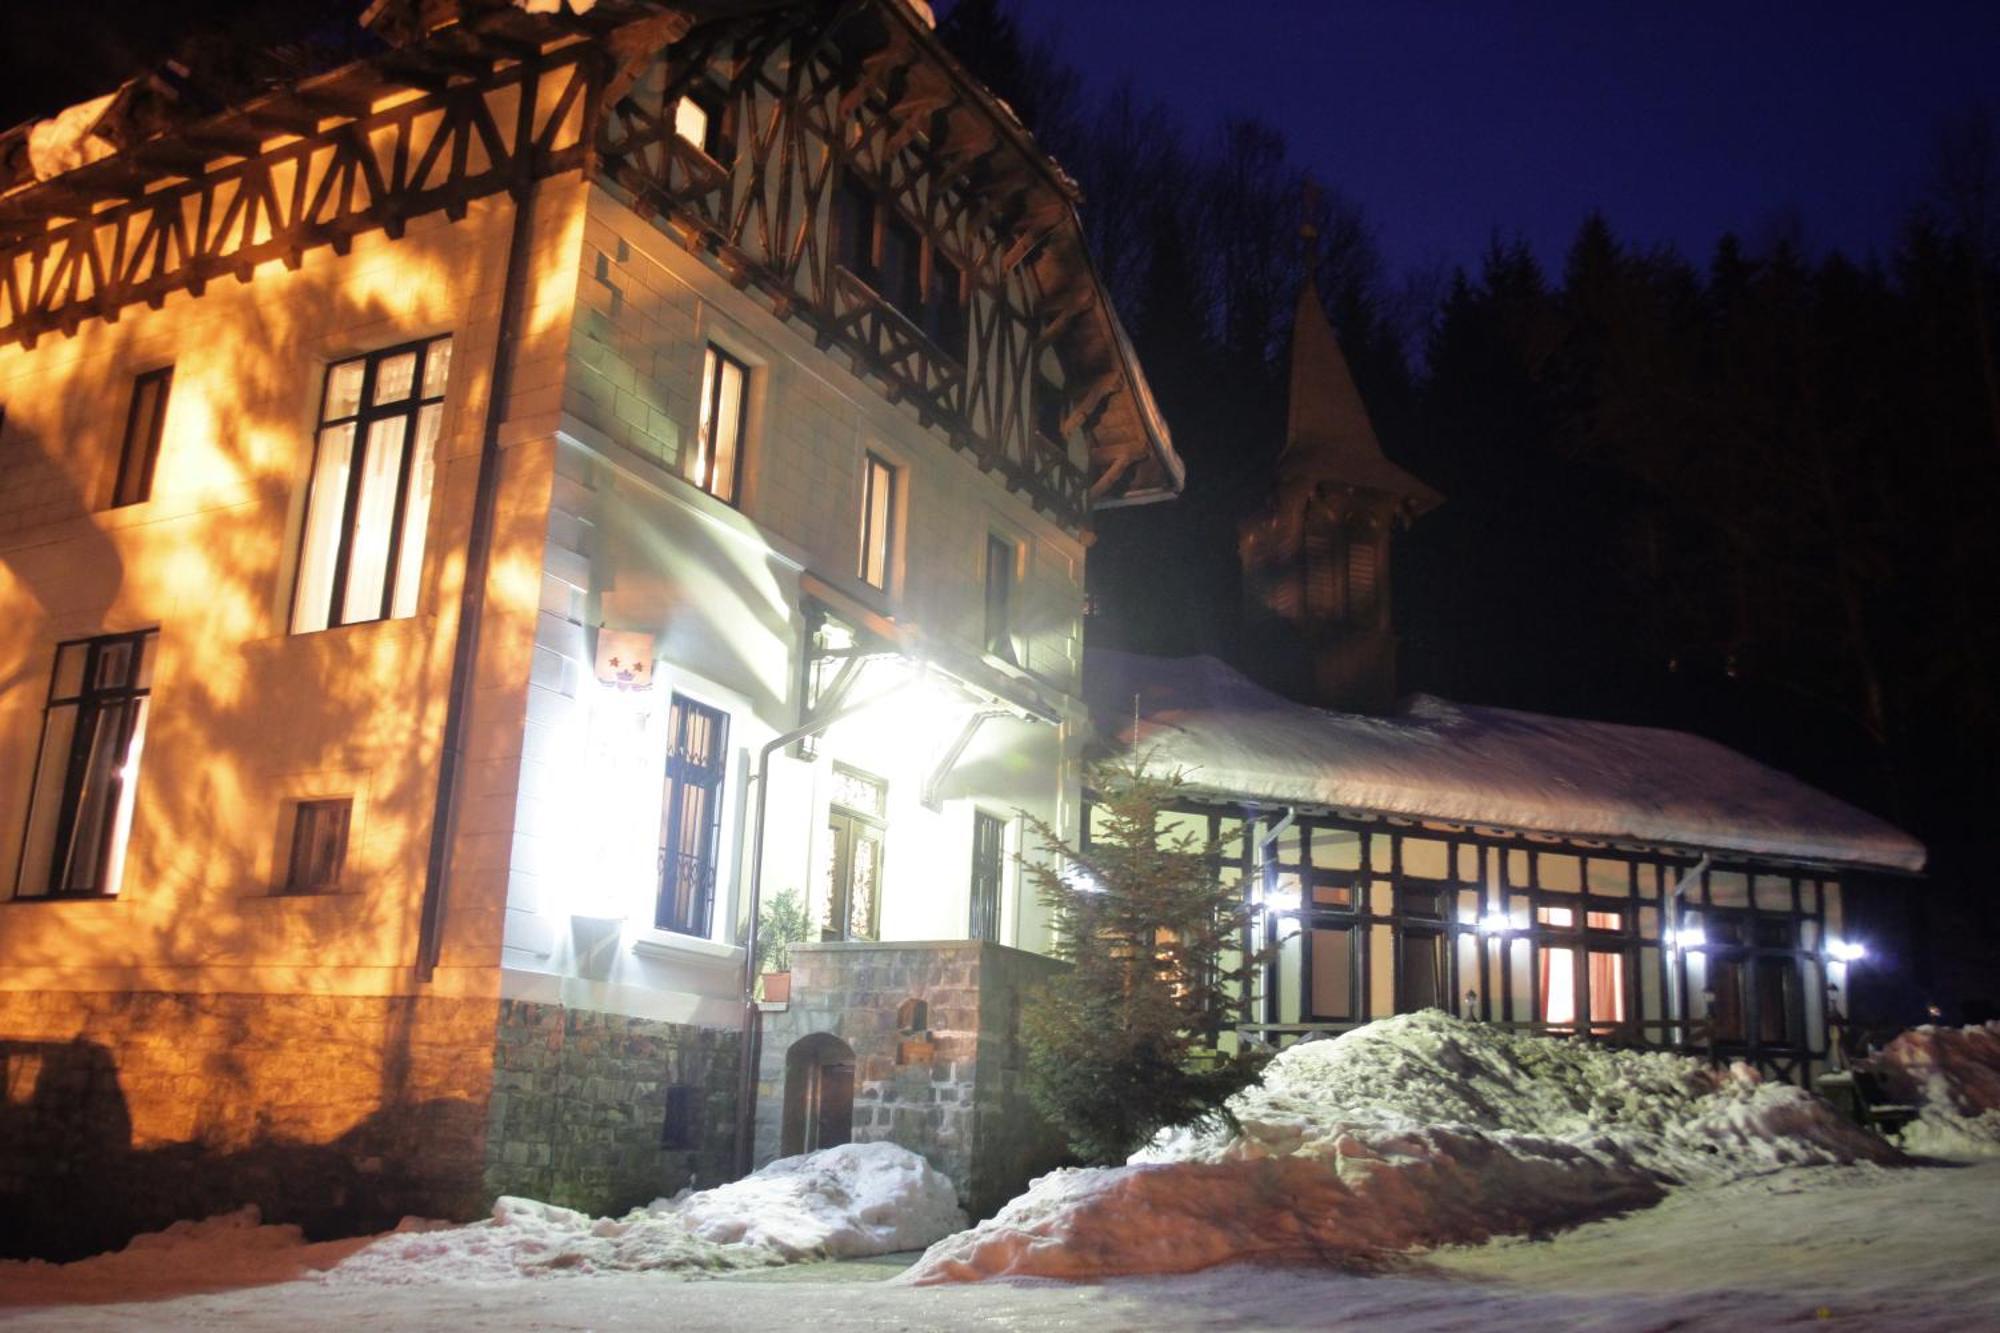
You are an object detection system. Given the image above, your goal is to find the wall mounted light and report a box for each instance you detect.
[1476,912,1516,936]
[1670,926,1707,952]
[1829,938,1866,963]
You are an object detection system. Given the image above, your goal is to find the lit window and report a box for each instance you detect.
[293,337,451,633]
[984,533,1017,663]
[111,367,172,508]
[858,453,897,590]
[284,798,351,894]
[673,96,710,151]
[14,630,157,899]
[692,345,748,505]
[659,694,728,937]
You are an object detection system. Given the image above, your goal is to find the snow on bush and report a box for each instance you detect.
[1873,1023,2000,1159]
[905,1011,1895,1283]
[328,1142,963,1284]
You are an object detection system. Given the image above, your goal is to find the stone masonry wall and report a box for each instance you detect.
[482,999,739,1215]
[0,990,498,1261]
[754,941,1068,1218]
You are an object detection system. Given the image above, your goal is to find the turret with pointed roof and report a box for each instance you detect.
[1239,262,1441,713]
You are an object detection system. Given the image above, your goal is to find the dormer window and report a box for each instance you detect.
[672,88,731,166]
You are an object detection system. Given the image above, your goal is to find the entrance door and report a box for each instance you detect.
[807,1059,855,1152]
[969,810,1004,941]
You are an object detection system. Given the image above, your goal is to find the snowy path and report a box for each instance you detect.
[4,1161,1997,1331]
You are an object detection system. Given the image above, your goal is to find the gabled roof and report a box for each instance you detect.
[1279,277,1439,516]
[1085,649,1925,874]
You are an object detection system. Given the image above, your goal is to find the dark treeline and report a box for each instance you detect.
[941,1,2000,1023]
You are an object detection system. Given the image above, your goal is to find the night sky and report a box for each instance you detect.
[995,0,2000,277]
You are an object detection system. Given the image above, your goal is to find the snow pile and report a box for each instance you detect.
[905,1012,1894,1283]
[1873,1023,2000,1159]
[328,1142,963,1284]
[677,1140,966,1257]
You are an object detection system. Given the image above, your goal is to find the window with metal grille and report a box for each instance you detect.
[284,798,351,894]
[969,810,1004,941]
[111,367,172,509]
[692,345,748,506]
[658,694,729,936]
[858,453,897,590]
[984,534,1017,663]
[293,337,451,633]
[14,629,158,899]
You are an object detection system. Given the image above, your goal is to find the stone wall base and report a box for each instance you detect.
[0,990,497,1261]
[482,998,738,1215]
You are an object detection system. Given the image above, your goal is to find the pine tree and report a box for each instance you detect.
[1019,764,1267,1164]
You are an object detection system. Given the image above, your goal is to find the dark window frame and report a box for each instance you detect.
[283,797,352,895]
[293,335,451,633]
[111,367,173,509]
[969,808,1005,942]
[833,168,969,364]
[657,693,730,937]
[983,532,1017,663]
[13,628,158,899]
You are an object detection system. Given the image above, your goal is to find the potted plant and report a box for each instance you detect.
[755,888,809,1004]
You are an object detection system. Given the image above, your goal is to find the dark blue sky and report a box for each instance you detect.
[999,0,2000,279]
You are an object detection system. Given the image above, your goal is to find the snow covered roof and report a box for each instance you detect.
[1085,649,1925,873]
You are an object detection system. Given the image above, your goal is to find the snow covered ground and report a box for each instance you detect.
[10,1015,2000,1328]
[2,1161,1997,1330]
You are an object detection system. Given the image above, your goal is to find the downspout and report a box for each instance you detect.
[731,682,904,1176]
[416,61,544,981]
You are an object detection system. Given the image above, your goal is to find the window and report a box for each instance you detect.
[674,95,709,150]
[969,810,1004,942]
[293,337,451,633]
[823,765,886,941]
[984,534,1017,663]
[1397,929,1449,1013]
[878,211,923,316]
[111,367,172,508]
[284,798,351,894]
[15,630,157,899]
[692,345,748,506]
[1308,926,1355,1020]
[858,453,897,590]
[834,175,875,278]
[658,695,729,936]
[924,254,965,361]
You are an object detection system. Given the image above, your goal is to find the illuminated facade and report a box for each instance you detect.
[0,0,1178,1255]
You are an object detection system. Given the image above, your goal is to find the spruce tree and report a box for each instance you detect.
[1020,763,1267,1164]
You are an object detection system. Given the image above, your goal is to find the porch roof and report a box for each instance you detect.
[1084,650,1926,874]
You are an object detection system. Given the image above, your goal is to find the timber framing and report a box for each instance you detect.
[1083,795,1849,1087]
[0,0,1181,527]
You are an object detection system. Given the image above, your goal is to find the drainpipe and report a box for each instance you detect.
[416,61,543,981]
[731,680,905,1176]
